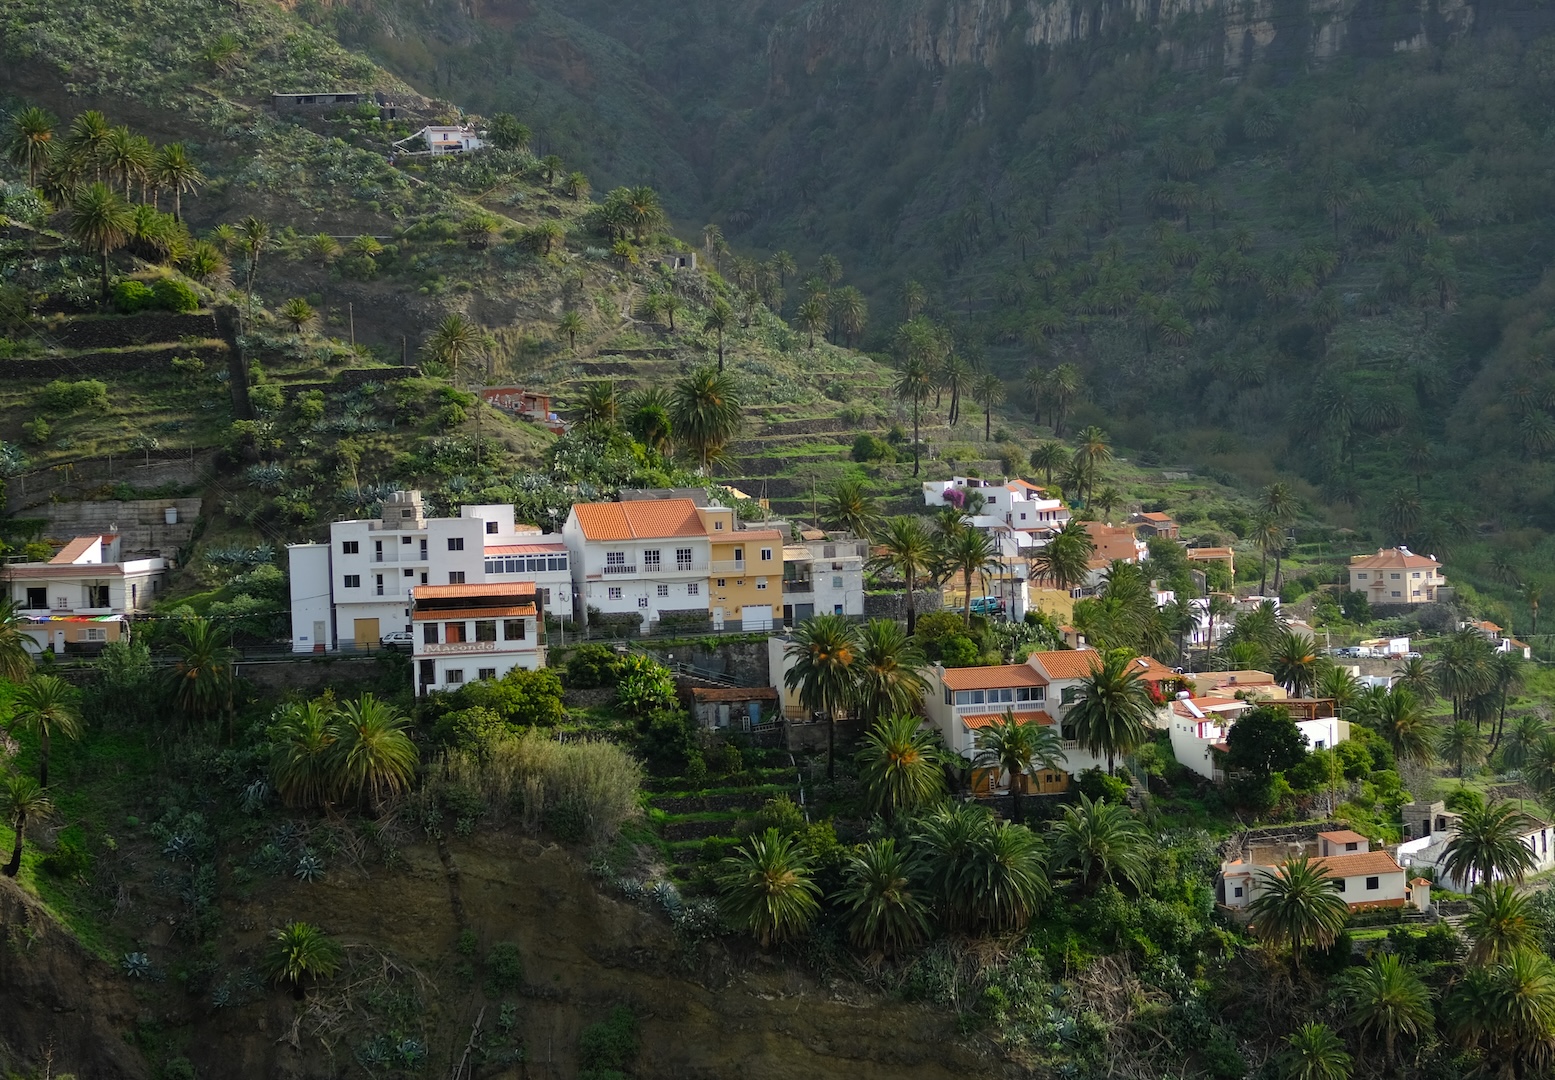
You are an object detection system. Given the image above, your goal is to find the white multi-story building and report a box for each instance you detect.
[923,476,1071,544]
[781,534,867,622]
[287,490,573,653]
[412,581,545,695]
[1,533,167,655]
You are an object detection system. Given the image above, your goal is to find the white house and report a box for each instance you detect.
[923,476,1071,551]
[1398,807,1555,891]
[287,490,573,653]
[1222,844,1413,912]
[1170,697,1350,782]
[781,534,867,622]
[1460,620,1532,660]
[1347,547,1443,606]
[2,534,168,655]
[393,125,485,155]
[412,581,545,695]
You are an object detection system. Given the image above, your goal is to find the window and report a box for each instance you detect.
[445,622,468,643]
[756,578,768,591]
[657,584,670,597]
[643,549,661,571]
[449,572,466,585]
[344,575,361,588]
[687,583,700,596]
[85,627,106,642]
[832,576,843,589]
[761,548,773,561]
[420,572,428,585]
[420,539,428,559]
[1356,572,1367,580]
[402,535,413,545]
[503,619,525,641]
[375,574,384,596]
[342,540,359,554]
[1345,841,1358,852]
[833,604,843,615]
[1016,686,1044,702]
[1389,572,1400,579]
[714,520,724,530]
[404,568,414,578]
[475,620,497,642]
[486,521,499,534]
[1233,886,1243,898]
[733,547,744,563]
[87,585,109,607]
[446,669,465,685]
[24,588,45,610]
[1061,687,1077,705]
[374,540,383,561]
[638,597,649,609]
[1365,876,1379,891]
[736,580,744,587]
[1391,591,1400,598]
[606,551,626,569]
[448,537,465,551]
[1335,878,1346,892]
[676,548,693,569]
[423,624,438,645]
[608,587,623,600]
[1411,571,1419,578]
[478,667,497,680]
[717,578,727,588]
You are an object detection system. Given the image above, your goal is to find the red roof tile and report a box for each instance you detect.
[939,664,1049,690]
[1348,548,1440,571]
[412,604,537,620]
[961,711,1055,729]
[571,499,706,540]
[414,582,537,600]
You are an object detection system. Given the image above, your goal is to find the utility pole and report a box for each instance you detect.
[348,302,355,347]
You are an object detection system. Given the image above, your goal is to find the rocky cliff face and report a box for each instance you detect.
[769,0,1481,86]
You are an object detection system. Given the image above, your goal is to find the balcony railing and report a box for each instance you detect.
[602,560,709,577]
[601,563,638,576]
[711,559,763,574]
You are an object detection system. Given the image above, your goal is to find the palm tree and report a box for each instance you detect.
[832,285,867,346]
[623,185,665,241]
[940,525,998,629]
[915,802,994,930]
[1073,425,1113,505]
[836,838,930,956]
[1280,1023,1352,1080]
[236,215,270,331]
[1031,519,1096,595]
[795,296,828,347]
[1341,953,1433,1070]
[857,714,943,819]
[1465,882,1538,965]
[1049,793,1152,892]
[1445,947,1555,1076]
[899,279,925,320]
[871,517,935,635]
[625,387,673,456]
[331,694,417,812]
[962,821,1049,932]
[1253,511,1283,596]
[1029,442,1070,486]
[824,478,882,538]
[718,828,821,947]
[10,675,83,788]
[671,366,742,473]
[153,143,204,221]
[1270,631,1324,697]
[1370,687,1434,765]
[423,313,483,382]
[783,614,860,781]
[1067,648,1155,773]
[1393,656,1434,701]
[166,616,234,728]
[1438,718,1488,778]
[972,373,1005,441]
[1502,715,1550,774]
[1315,666,1362,716]
[574,381,619,431]
[1202,593,1233,660]
[557,310,585,353]
[68,182,133,304]
[893,355,934,477]
[263,922,344,995]
[1488,651,1526,755]
[563,171,590,200]
[852,621,928,726]
[1248,857,1350,969]
[100,126,150,198]
[1048,363,1082,438]
[6,106,57,188]
[269,701,338,809]
[0,600,36,681]
[65,110,111,178]
[1441,802,1538,889]
[975,710,1064,823]
[278,297,316,335]
[939,354,973,425]
[0,775,53,878]
[1434,627,1496,724]
[703,299,734,370]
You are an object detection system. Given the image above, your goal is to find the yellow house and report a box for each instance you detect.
[703,506,784,630]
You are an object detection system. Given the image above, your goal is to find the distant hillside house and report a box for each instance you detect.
[1129,511,1179,539]
[1,533,167,655]
[393,126,484,156]
[1347,547,1442,606]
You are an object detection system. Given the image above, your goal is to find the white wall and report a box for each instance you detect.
[288,543,334,652]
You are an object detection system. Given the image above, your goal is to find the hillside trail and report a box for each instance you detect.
[193,831,1002,1078]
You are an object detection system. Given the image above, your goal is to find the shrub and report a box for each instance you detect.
[851,433,895,463]
[615,654,676,716]
[715,742,743,775]
[1076,768,1130,805]
[21,417,49,445]
[578,1006,638,1080]
[442,728,645,841]
[151,277,200,312]
[249,383,285,415]
[485,942,524,992]
[565,644,620,689]
[637,707,696,764]
[39,378,110,412]
[433,705,512,752]
[454,668,566,727]
[435,402,467,430]
[750,795,805,835]
[112,279,156,313]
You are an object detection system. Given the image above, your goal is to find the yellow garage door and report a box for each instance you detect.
[353,618,380,649]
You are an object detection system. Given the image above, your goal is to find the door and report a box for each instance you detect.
[312,620,327,654]
[741,605,773,631]
[712,607,725,631]
[353,618,380,649]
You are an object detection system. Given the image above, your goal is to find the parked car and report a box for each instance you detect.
[380,630,414,649]
[969,596,1005,615]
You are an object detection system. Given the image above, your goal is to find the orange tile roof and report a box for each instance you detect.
[414,582,538,600]
[571,499,707,540]
[1030,648,1103,679]
[1186,547,1234,559]
[939,664,1049,690]
[961,711,1055,729]
[484,543,566,555]
[690,687,780,702]
[49,536,100,564]
[412,604,537,620]
[732,529,785,541]
[1319,830,1370,845]
[1305,851,1404,879]
[1139,511,1174,522]
[1349,547,1440,571]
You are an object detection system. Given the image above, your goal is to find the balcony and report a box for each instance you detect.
[601,563,638,576]
[784,579,814,594]
[710,559,749,574]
